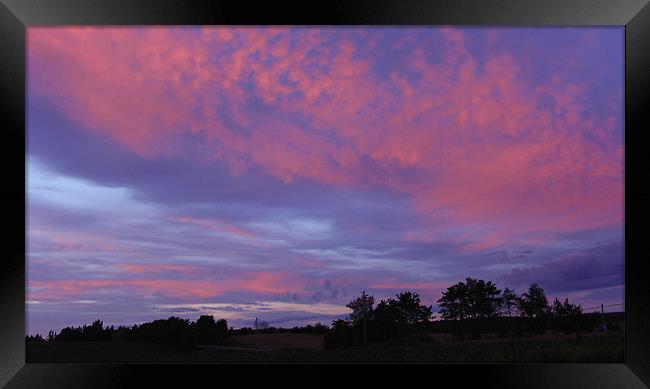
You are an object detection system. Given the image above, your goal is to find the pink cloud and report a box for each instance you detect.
[300,258,324,269]
[35,231,131,254]
[116,263,204,275]
[28,27,623,251]
[240,272,303,294]
[28,271,306,301]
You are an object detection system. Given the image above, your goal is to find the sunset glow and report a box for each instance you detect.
[27,27,623,335]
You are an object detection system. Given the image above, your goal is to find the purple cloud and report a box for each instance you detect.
[26,27,624,335]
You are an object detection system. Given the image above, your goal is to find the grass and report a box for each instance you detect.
[230,333,325,350]
[26,332,623,363]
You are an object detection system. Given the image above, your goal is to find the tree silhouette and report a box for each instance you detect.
[346,291,375,322]
[551,297,582,317]
[437,277,501,320]
[215,318,229,342]
[372,298,402,341]
[551,297,584,334]
[196,315,218,344]
[30,315,231,348]
[518,283,550,318]
[500,287,519,317]
[131,316,196,349]
[466,278,501,318]
[26,334,45,343]
[437,281,468,320]
[83,320,108,341]
[324,319,354,348]
[346,291,375,344]
[392,291,433,325]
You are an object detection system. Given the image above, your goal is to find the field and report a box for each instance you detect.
[27,332,623,363]
[229,333,325,350]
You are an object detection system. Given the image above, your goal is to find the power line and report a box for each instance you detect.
[583,303,624,311]
[584,304,624,310]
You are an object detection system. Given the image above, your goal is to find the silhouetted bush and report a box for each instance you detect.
[55,326,84,342]
[290,322,329,334]
[237,327,255,335]
[324,320,356,349]
[48,320,113,342]
[215,318,229,342]
[111,326,131,341]
[38,315,230,349]
[438,278,501,320]
[368,299,402,342]
[25,334,46,343]
[130,316,197,349]
[196,315,218,344]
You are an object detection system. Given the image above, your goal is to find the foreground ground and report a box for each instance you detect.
[27,332,623,363]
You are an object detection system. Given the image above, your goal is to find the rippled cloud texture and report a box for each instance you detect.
[27,27,623,335]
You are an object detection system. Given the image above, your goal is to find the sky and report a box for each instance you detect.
[26,27,624,335]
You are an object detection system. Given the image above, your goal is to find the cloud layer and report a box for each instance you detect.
[27,27,624,335]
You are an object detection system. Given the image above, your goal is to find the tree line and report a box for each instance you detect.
[236,322,330,335]
[26,315,332,348]
[325,278,608,348]
[26,315,230,349]
[27,278,618,350]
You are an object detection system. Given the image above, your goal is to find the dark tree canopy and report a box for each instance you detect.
[196,315,218,344]
[39,315,230,349]
[215,318,229,341]
[518,283,550,318]
[391,291,433,325]
[500,287,519,317]
[552,297,583,317]
[437,277,501,320]
[437,281,468,320]
[346,291,375,323]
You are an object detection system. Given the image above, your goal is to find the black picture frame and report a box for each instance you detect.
[1,0,648,387]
